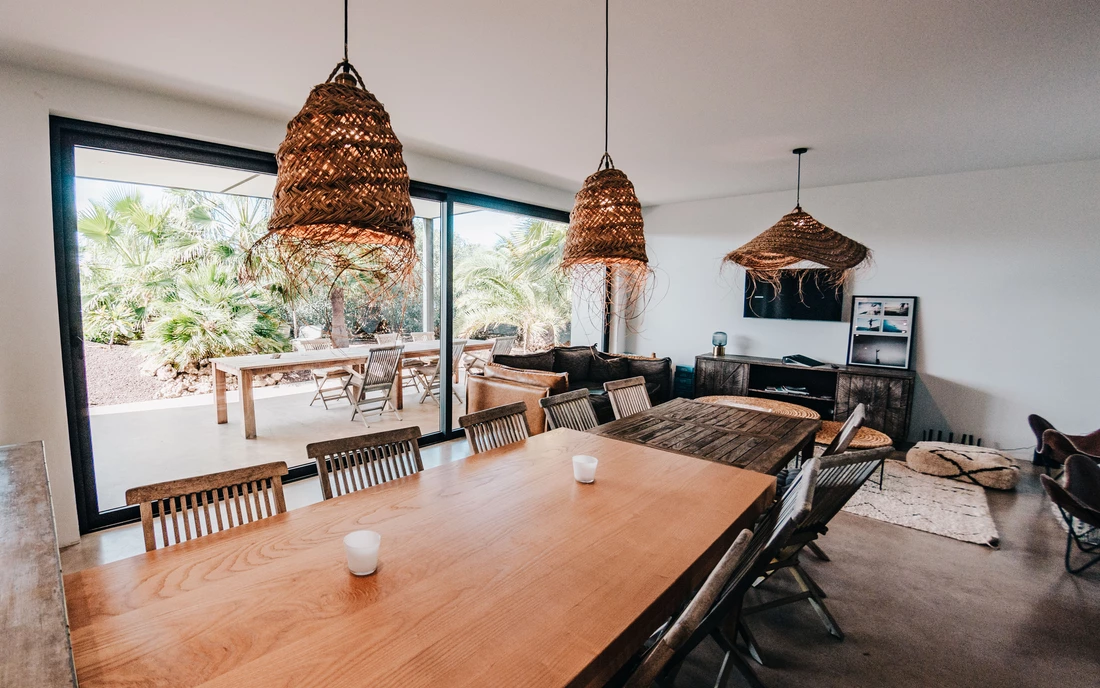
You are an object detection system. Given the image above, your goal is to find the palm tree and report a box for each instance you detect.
[454,219,571,349]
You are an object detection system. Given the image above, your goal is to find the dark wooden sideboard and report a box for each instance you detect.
[693,354,915,442]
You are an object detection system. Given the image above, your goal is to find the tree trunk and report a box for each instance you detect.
[330,287,350,348]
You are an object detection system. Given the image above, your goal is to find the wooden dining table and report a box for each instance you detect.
[63,429,775,688]
[590,397,822,475]
[210,339,492,439]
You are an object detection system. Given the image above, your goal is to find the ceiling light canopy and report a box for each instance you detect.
[724,148,869,284]
[246,0,415,299]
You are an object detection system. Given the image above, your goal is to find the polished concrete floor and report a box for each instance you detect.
[676,463,1100,688]
[87,381,459,510]
[60,457,1099,687]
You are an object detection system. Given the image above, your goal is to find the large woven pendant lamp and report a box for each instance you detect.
[561,0,651,311]
[724,148,869,285]
[246,0,415,299]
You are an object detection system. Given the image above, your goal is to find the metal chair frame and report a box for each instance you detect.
[1041,455,1100,574]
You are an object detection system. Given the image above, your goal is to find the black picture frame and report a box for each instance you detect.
[846,295,917,369]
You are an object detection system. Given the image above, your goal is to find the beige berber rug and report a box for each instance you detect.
[843,460,1000,547]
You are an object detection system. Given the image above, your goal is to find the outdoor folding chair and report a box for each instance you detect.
[741,446,893,658]
[293,337,353,409]
[540,388,599,431]
[345,345,403,427]
[605,376,652,419]
[613,459,820,688]
[1041,454,1100,574]
[464,335,515,375]
[374,333,400,346]
[411,340,467,405]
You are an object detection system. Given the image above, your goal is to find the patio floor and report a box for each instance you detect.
[88,381,459,511]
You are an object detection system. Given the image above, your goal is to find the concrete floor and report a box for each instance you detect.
[60,454,1099,687]
[87,381,458,510]
[676,463,1100,688]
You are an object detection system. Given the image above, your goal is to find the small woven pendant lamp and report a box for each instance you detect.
[725,148,869,285]
[246,0,415,298]
[561,0,651,308]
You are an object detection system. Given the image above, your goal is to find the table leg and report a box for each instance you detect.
[394,371,404,410]
[240,370,256,439]
[214,367,227,424]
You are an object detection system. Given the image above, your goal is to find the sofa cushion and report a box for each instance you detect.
[493,349,555,371]
[589,353,629,382]
[552,345,595,382]
[484,363,568,395]
[626,356,673,402]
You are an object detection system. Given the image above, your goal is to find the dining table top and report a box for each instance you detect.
[590,397,822,475]
[209,339,491,374]
[63,428,775,688]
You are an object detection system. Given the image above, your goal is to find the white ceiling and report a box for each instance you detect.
[3,0,1098,205]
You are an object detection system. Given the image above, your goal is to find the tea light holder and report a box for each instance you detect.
[712,331,727,357]
[344,530,381,576]
[573,455,598,484]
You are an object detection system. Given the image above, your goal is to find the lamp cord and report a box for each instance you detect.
[796,150,802,209]
[604,0,609,158]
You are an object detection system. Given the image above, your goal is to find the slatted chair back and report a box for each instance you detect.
[450,339,467,370]
[665,459,820,676]
[375,333,400,346]
[459,401,531,454]
[799,446,892,535]
[823,403,867,456]
[307,427,424,500]
[361,345,403,387]
[125,462,288,552]
[604,376,652,419]
[624,529,754,688]
[489,336,516,359]
[293,337,333,352]
[540,389,599,431]
[410,331,433,342]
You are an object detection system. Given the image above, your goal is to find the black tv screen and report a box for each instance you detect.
[744,271,843,321]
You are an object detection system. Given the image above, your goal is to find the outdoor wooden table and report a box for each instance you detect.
[63,429,775,688]
[590,397,822,475]
[210,339,491,439]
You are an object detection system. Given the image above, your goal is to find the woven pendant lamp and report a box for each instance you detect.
[246,0,415,298]
[561,0,651,309]
[725,148,869,285]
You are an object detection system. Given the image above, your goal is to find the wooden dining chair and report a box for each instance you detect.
[125,462,288,552]
[624,459,821,688]
[459,401,531,454]
[293,337,353,409]
[742,446,892,653]
[623,529,754,688]
[346,345,403,427]
[411,339,467,404]
[822,403,867,456]
[464,335,515,375]
[374,333,400,346]
[604,376,652,420]
[307,427,424,500]
[539,389,599,431]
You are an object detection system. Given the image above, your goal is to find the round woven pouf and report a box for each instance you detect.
[695,395,820,420]
[815,421,893,449]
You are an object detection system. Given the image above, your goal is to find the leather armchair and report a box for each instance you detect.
[466,377,551,436]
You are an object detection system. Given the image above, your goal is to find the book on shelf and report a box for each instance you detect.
[782,354,826,367]
[764,385,810,396]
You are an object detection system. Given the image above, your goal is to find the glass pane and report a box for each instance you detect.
[74,149,443,512]
[451,203,572,427]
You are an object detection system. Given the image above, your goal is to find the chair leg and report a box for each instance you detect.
[806,541,831,562]
[736,619,766,666]
[790,565,844,639]
[876,460,886,489]
[311,377,327,408]
[712,629,764,688]
[1065,530,1100,574]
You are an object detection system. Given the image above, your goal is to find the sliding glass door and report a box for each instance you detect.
[52,119,568,533]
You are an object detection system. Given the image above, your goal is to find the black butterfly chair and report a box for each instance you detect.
[1041,454,1100,574]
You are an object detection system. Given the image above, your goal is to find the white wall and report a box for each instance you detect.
[0,63,573,545]
[629,160,1100,450]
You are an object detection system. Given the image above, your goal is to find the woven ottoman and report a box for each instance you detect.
[905,442,1020,490]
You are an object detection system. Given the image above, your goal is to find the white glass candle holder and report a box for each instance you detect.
[573,455,598,484]
[344,530,381,576]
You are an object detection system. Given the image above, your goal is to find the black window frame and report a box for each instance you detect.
[50,116,569,534]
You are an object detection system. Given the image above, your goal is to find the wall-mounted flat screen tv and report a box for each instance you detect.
[743,270,844,322]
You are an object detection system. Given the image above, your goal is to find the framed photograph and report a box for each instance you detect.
[847,296,916,369]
